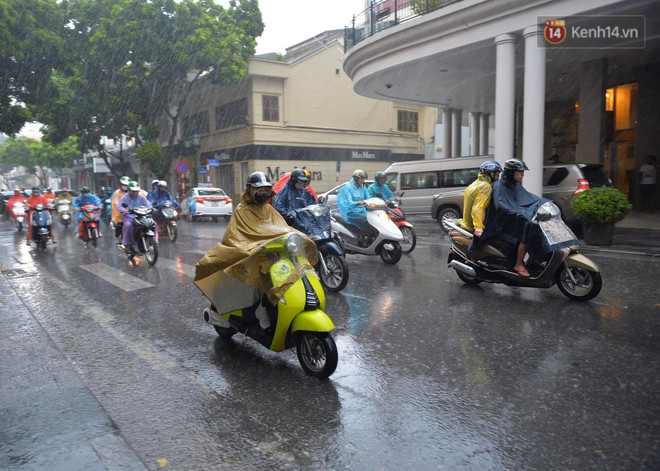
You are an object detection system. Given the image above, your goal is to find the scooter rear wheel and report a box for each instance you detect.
[399,226,416,254]
[296,332,338,379]
[555,266,602,301]
[214,325,237,339]
[379,241,402,265]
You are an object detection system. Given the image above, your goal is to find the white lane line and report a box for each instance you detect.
[80,263,154,291]
[157,257,196,278]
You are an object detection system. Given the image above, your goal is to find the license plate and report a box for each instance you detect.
[207,201,219,207]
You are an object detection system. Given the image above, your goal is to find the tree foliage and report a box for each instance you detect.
[33,0,263,179]
[0,136,80,186]
[0,0,66,135]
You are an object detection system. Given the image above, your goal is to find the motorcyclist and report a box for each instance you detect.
[337,169,369,232]
[273,168,316,221]
[368,171,394,200]
[147,179,160,200]
[273,169,318,200]
[7,189,26,220]
[148,180,181,229]
[457,160,502,239]
[117,181,152,251]
[55,187,74,218]
[111,176,131,243]
[43,187,56,201]
[73,186,103,239]
[25,186,55,245]
[195,171,317,330]
[483,158,547,276]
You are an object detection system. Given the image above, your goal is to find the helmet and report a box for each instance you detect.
[32,186,40,193]
[158,180,167,188]
[46,187,52,192]
[374,171,386,179]
[120,176,131,185]
[62,187,68,192]
[352,169,368,180]
[304,170,311,178]
[14,189,20,194]
[128,181,140,192]
[81,186,90,194]
[246,171,272,189]
[151,179,159,187]
[479,160,503,175]
[504,159,529,172]
[290,168,309,184]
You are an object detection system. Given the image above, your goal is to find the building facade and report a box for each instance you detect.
[162,30,437,201]
[344,0,660,205]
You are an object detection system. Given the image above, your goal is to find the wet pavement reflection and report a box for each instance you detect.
[1,215,659,470]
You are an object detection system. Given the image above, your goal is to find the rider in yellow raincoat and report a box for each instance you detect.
[457,160,502,238]
[195,172,317,306]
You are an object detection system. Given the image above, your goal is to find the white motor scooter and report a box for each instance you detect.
[56,200,72,227]
[329,197,404,265]
[11,202,26,232]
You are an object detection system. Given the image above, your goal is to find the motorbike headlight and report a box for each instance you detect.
[310,205,325,217]
[173,210,178,217]
[285,233,304,254]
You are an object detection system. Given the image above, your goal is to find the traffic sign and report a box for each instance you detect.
[176,161,189,174]
[198,166,208,175]
[208,158,220,168]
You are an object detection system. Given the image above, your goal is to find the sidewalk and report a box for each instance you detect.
[606,210,660,253]
[0,274,146,470]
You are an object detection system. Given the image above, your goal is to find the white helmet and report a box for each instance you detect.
[158,180,167,188]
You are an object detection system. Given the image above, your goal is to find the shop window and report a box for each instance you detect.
[397,110,418,133]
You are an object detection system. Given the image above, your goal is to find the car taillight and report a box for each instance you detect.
[226,197,232,203]
[573,178,590,195]
[194,197,205,204]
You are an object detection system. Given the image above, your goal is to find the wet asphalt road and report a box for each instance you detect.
[1,215,659,470]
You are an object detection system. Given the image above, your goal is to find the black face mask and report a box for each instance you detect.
[254,192,271,204]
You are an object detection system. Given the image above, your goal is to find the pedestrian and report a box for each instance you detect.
[639,155,657,212]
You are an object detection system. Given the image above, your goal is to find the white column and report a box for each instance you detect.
[442,107,453,158]
[480,113,490,155]
[522,26,546,197]
[470,112,481,156]
[452,109,462,157]
[495,33,517,163]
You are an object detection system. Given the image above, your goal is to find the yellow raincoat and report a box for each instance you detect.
[194,189,318,306]
[458,173,494,232]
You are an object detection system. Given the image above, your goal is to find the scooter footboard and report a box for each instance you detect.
[291,309,335,333]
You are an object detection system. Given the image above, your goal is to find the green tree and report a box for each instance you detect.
[0,0,66,135]
[38,0,263,180]
[0,136,79,186]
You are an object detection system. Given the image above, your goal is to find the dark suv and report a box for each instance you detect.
[431,163,611,232]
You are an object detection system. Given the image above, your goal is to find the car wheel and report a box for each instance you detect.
[437,207,461,233]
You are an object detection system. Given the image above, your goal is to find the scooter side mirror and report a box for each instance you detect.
[122,202,128,208]
[318,195,327,204]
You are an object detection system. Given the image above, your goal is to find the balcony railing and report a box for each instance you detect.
[344,0,464,51]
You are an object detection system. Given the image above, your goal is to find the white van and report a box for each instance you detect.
[383,156,491,214]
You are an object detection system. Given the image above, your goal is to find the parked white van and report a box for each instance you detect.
[383,156,489,214]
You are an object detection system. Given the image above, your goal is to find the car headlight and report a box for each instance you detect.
[285,233,304,254]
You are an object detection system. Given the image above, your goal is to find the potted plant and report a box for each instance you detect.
[570,187,632,245]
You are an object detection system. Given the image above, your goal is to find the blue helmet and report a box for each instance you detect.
[479,160,503,175]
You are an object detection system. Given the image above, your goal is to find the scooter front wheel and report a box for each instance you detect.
[296,332,338,379]
[143,236,159,266]
[167,224,177,242]
[399,226,416,254]
[555,266,602,301]
[319,253,349,292]
[17,221,23,232]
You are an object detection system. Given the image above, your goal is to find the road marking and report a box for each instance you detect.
[80,263,154,291]
[157,257,196,278]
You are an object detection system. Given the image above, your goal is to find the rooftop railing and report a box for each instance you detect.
[344,0,464,51]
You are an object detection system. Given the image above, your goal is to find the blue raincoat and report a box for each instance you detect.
[367,181,394,200]
[73,193,102,223]
[273,181,316,219]
[337,179,369,228]
[148,189,180,209]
